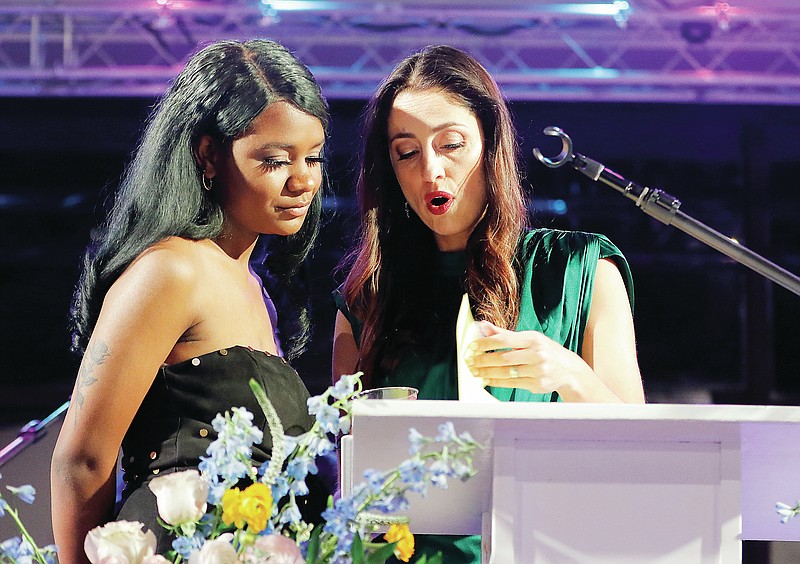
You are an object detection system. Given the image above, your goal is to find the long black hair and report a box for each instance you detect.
[70,39,329,359]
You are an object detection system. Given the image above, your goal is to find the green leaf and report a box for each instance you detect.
[351,532,365,564]
[305,523,323,562]
[416,552,444,564]
[366,541,399,563]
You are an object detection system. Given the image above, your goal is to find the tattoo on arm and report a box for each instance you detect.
[72,341,110,424]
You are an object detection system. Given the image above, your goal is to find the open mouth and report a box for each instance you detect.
[424,191,454,215]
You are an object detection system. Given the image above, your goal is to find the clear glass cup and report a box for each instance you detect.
[355,386,419,400]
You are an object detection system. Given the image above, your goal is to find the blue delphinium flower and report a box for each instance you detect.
[331,374,357,401]
[435,421,457,443]
[370,491,409,513]
[277,493,303,526]
[287,454,318,481]
[777,501,800,523]
[362,469,386,494]
[271,474,291,500]
[398,458,427,494]
[0,536,34,562]
[198,406,263,503]
[321,493,361,558]
[289,478,309,497]
[314,403,342,435]
[40,546,58,564]
[306,434,335,458]
[306,395,327,417]
[281,434,301,455]
[451,457,473,480]
[428,459,451,489]
[338,413,352,435]
[407,428,426,455]
[5,485,36,505]
[172,531,206,560]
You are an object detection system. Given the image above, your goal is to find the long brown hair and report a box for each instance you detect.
[341,45,526,383]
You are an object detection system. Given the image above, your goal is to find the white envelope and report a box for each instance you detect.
[455,293,500,402]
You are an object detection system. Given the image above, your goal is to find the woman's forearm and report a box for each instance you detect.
[51,454,116,564]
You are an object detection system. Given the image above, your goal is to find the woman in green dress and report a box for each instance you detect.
[333,45,645,562]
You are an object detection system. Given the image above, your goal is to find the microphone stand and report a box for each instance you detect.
[0,399,70,468]
[532,126,800,297]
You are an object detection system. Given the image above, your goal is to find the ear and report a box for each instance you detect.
[194,135,218,178]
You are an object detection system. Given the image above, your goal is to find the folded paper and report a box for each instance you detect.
[455,293,499,402]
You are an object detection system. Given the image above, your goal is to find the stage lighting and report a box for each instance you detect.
[680,21,713,44]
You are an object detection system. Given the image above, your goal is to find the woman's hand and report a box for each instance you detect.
[466,259,645,404]
[466,321,595,398]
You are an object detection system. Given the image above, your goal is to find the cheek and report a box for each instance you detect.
[465,146,484,175]
[312,169,324,190]
[466,163,488,207]
[392,164,416,193]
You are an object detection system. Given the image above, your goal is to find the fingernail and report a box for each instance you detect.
[465,355,474,367]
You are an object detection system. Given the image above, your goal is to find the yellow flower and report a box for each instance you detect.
[221,487,246,529]
[239,482,273,533]
[221,483,274,533]
[384,523,414,562]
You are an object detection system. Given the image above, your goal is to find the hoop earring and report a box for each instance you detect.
[404,201,410,218]
[201,172,213,191]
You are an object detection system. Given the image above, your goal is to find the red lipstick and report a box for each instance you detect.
[424,191,454,215]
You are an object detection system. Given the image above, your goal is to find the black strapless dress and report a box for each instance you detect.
[115,346,330,551]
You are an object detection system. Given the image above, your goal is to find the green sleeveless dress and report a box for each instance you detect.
[335,228,634,563]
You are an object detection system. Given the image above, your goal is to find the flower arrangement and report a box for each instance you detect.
[1,373,482,563]
[0,478,57,563]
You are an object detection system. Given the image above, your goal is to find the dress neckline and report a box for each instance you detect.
[436,250,467,278]
[162,344,284,369]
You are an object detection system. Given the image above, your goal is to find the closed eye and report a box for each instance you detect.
[262,158,291,168]
[396,149,418,161]
[306,156,326,166]
[442,142,465,150]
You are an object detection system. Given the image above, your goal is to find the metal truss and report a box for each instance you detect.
[1,0,800,103]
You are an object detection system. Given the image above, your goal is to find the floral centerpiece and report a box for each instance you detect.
[1,373,482,563]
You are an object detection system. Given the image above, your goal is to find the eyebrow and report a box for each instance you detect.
[255,140,325,151]
[389,121,466,142]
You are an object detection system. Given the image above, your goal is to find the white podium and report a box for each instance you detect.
[340,401,800,563]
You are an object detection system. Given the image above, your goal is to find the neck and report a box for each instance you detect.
[212,231,259,266]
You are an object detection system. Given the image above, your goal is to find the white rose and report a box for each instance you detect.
[84,521,157,564]
[188,535,237,564]
[148,469,208,526]
[142,556,171,564]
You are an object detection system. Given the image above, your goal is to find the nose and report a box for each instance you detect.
[421,149,445,184]
[287,164,317,193]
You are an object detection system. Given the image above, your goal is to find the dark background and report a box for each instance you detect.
[1,97,798,423]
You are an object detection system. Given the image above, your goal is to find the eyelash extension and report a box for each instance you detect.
[396,141,464,162]
[262,156,326,168]
[442,142,465,150]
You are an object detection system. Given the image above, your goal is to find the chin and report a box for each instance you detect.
[273,221,306,237]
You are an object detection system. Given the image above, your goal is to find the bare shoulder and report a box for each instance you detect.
[109,237,212,302]
[596,257,624,281]
[594,258,629,304]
